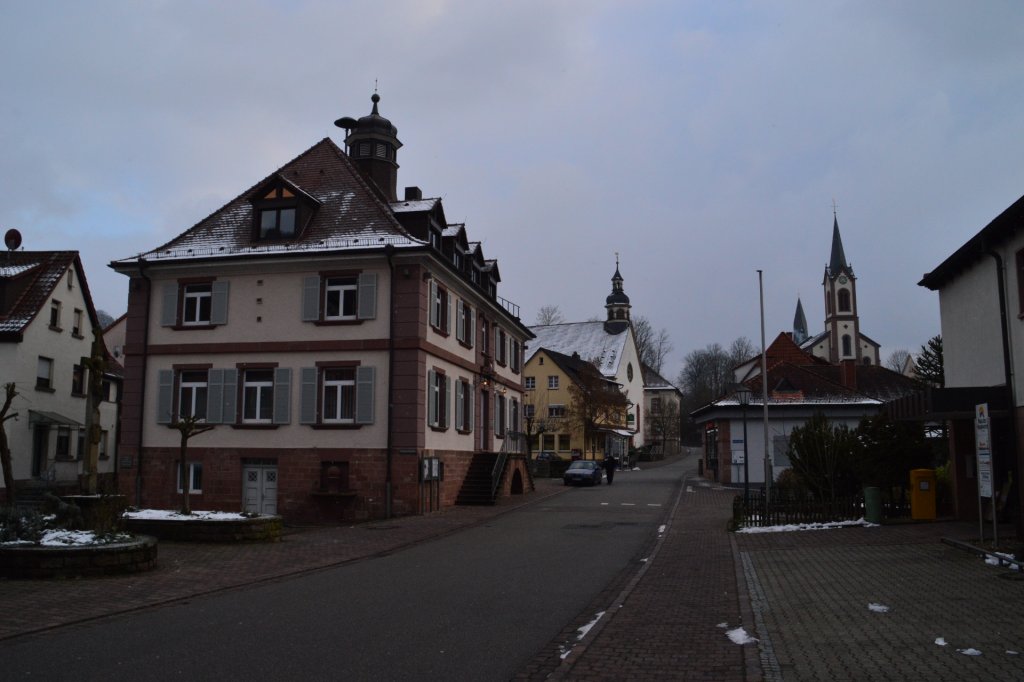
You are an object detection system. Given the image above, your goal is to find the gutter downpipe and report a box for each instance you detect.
[384,244,396,519]
[135,260,152,508]
[987,247,1020,540]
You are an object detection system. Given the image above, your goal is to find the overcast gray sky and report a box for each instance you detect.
[3,1,1023,379]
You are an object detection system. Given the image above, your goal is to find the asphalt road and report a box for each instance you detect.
[2,459,686,681]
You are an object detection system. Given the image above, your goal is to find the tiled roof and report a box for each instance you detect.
[527,321,628,378]
[542,348,611,389]
[111,138,422,267]
[390,198,440,214]
[641,364,680,392]
[1,251,74,336]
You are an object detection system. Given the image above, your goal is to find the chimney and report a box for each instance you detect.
[840,360,857,390]
[404,186,422,201]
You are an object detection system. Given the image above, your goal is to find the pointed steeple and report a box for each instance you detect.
[793,297,808,345]
[828,212,851,276]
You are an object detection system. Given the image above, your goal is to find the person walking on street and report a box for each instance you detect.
[603,455,616,485]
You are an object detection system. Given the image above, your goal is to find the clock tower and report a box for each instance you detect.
[822,212,862,363]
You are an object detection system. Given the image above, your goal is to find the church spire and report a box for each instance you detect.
[793,297,808,345]
[828,211,851,276]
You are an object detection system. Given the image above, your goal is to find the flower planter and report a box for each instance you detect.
[123,514,283,542]
[0,535,157,579]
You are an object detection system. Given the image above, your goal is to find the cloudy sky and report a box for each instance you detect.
[3,1,1023,379]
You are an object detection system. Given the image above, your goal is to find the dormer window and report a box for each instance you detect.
[250,180,318,242]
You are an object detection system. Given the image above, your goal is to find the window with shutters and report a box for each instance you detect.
[455,378,473,433]
[299,364,375,428]
[427,368,450,430]
[302,272,377,325]
[71,364,85,396]
[428,280,450,335]
[495,393,506,437]
[509,339,521,373]
[455,299,475,348]
[160,279,229,328]
[242,369,275,423]
[495,328,507,366]
[179,370,209,420]
[323,367,356,423]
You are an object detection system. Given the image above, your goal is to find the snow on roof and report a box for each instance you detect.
[527,321,628,378]
[390,198,440,213]
[0,262,39,278]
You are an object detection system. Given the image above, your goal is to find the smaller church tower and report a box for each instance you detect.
[822,212,862,363]
[335,92,403,202]
[793,297,808,346]
[604,255,631,334]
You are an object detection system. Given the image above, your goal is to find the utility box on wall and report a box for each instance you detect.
[910,468,936,520]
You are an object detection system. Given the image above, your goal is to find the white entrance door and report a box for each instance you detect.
[243,464,278,515]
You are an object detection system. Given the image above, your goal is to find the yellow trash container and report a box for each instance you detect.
[909,469,936,520]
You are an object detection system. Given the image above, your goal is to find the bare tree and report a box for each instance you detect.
[173,415,214,514]
[728,337,756,365]
[535,305,564,326]
[81,327,107,494]
[645,398,681,455]
[633,315,673,374]
[676,336,755,443]
[522,390,551,458]
[567,363,629,460]
[886,348,912,373]
[1,383,19,509]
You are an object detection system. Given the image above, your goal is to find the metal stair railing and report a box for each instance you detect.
[491,431,525,498]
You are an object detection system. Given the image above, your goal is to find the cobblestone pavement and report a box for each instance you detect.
[736,520,1024,681]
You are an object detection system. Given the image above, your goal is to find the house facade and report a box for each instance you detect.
[641,364,683,456]
[695,333,919,484]
[110,95,532,523]
[917,191,1024,530]
[522,348,631,460]
[0,251,119,499]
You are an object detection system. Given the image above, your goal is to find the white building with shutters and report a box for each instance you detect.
[110,96,532,522]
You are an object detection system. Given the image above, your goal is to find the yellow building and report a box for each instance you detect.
[522,348,630,461]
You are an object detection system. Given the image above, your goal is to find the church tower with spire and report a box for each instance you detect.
[793,297,808,346]
[822,211,868,363]
[604,255,631,334]
[335,92,403,202]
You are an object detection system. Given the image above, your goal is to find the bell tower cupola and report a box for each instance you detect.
[604,254,631,334]
[335,92,403,202]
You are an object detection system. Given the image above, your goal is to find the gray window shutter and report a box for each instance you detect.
[455,300,464,343]
[356,366,375,424]
[467,383,474,431]
[469,308,475,348]
[300,367,317,424]
[427,369,437,426]
[273,368,291,424]
[207,369,224,424]
[455,380,464,430]
[357,272,377,320]
[444,375,451,429]
[222,368,238,424]
[428,281,438,328]
[156,370,173,424]
[446,291,452,335]
[160,284,178,327]
[302,276,320,322]
[210,281,230,325]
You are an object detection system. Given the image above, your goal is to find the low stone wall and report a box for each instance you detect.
[0,536,158,579]
[124,516,283,542]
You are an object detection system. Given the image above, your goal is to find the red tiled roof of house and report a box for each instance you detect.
[0,251,100,341]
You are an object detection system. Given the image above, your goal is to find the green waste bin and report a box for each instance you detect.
[864,487,882,524]
[910,469,936,520]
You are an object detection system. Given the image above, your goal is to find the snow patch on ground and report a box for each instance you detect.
[716,622,729,629]
[658,524,666,535]
[737,519,877,534]
[559,611,607,660]
[125,509,256,521]
[983,551,1020,570]
[935,637,948,646]
[958,648,982,656]
[726,627,758,645]
[1,530,134,547]
[868,603,890,613]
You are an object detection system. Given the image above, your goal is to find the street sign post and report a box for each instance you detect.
[975,403,996,545]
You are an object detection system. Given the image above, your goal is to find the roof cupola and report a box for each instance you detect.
[604,254,631,333]
[335,92,403,201]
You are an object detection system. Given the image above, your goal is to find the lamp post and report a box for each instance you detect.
[735,384,752,509]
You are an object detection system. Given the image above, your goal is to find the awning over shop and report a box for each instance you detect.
[598,428,635,437]
[28,410,82,427]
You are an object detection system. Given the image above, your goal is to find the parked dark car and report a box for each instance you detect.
[535,451,562,462]
[563,460,603,486]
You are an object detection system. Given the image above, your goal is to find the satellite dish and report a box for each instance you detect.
[4,228,22,251]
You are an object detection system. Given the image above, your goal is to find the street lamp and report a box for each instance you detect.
[734,383,752,509]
